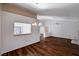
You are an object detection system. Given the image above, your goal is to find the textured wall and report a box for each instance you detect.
[1,11,40,54]
[0,3,2,55]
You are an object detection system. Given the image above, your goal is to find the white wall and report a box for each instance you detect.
[42,17,79,45]
[0,4,1,55]
[1,11,40,54]
[50,20,79,39]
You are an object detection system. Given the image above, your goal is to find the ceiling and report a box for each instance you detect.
[15,3,79,20]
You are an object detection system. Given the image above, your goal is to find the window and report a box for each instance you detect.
[14,22,31,35]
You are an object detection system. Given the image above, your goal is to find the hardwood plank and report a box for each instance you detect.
[2,36,79,56]
[2,3,37,18]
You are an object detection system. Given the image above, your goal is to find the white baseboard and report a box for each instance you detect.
[71,39,79,45]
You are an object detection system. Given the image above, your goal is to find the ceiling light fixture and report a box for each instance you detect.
[33,3,49,9]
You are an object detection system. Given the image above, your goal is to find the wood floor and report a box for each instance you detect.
[2,36,79,56]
